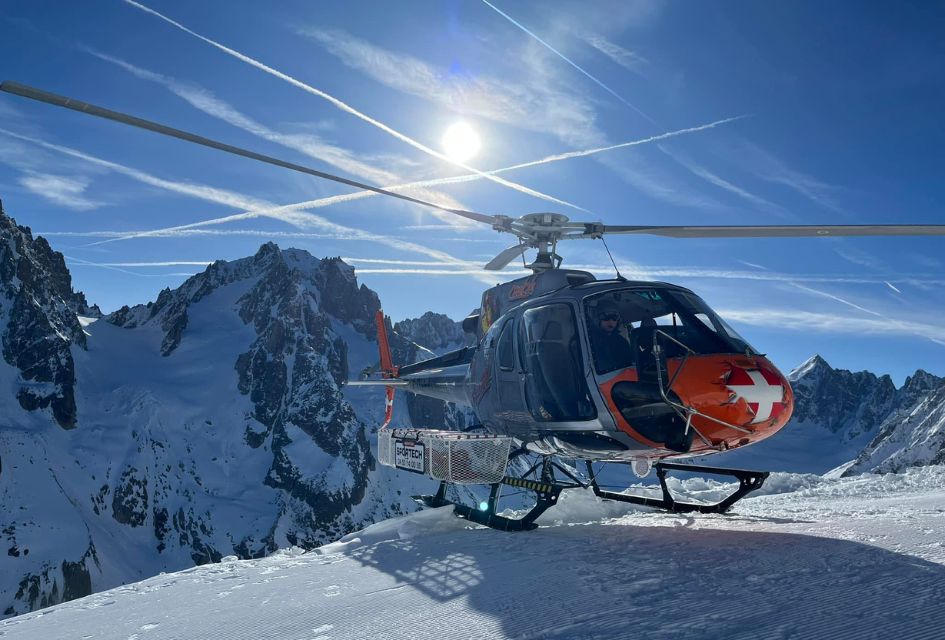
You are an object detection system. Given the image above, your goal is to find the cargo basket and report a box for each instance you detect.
[378,428,512,484]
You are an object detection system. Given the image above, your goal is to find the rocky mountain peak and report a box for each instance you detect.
[902,369,943,395]
[394,311,466,354]
[1,237,413,618]
[788,354,831,381]
[107,245,380,356]
[787,355,897,439]
[0,201,93,428]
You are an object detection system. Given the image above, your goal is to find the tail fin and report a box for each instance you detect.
[375,310,399,428]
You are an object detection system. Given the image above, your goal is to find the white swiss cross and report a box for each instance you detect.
[726,369,785,424]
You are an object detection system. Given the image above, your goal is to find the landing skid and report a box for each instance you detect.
[416,450,580,531]
[417,456,769,531]
[587,461,769,514]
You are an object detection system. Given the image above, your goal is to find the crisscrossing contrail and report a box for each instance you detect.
[124,0,590,214]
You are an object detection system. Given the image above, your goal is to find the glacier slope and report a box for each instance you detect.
[3,467,944,640]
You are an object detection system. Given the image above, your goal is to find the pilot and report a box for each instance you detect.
[590,302,634,373]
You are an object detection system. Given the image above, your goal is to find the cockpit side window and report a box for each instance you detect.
[520,304,595,422]
[497,318,515,371]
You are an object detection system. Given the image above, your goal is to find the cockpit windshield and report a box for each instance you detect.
[584,287,756,374]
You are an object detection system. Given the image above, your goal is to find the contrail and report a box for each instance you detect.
[305,115,745,202]
[86,48,474,227]
[479,0,657,127]
[41,229,352,240]
[64,254,187,278]
[0,126,491,278]
[719,308,945,344]
[123,0,590,214]
[482,116,745,174]
[72,260,213,267]
[0,127,273,212]
[55,250,945,301]
[789,282,885,319]
[90,115,742,244]
[788,282,944,345]
[479,0,777,210]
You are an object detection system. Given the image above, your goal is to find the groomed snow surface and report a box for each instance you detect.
[3,467,945,640]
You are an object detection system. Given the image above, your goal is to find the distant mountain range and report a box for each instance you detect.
[1,199,943,617]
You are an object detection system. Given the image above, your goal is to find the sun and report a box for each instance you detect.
[442,121,481,163]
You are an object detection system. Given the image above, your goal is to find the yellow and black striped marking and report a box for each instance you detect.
[501,476,555,494]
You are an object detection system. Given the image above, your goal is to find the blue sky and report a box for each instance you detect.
[2,0,944,384]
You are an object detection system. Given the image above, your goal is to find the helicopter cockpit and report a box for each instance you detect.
[578,285,766,452]
[584,287,756,377]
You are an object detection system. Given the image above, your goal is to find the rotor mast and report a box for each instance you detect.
[492,212,594,273]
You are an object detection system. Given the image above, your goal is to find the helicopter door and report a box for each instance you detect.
[493,318,529,421]
[520,304,596,422]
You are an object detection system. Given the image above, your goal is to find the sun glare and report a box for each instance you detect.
[442,121,481,163]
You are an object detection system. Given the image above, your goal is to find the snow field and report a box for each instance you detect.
[3,467,944,640]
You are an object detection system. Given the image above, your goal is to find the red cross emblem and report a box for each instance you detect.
[725,367,786,425]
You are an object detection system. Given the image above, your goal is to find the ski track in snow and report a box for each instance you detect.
[2,468,944,639]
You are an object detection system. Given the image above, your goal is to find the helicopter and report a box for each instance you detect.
[4,80,945,531]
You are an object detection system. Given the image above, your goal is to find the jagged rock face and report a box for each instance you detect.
[104,244,385,544]
[788,355,898,439]
[842,372,945,475]
[0,201,89,428]
[394,311,466,354]
[1,241,430,619]
[233,248,377,542]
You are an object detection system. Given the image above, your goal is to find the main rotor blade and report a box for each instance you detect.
[484,243,529,270]
[0,80,496,226]
[599,224,945,238]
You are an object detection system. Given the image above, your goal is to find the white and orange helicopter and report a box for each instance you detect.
[6,80,945,530]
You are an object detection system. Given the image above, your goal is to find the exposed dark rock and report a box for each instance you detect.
[0,201,91,428]
[61,559,91,602]
[111,467,149,527]
[7,542,96,616]
[788,354,898,439]
[231,247,377,542]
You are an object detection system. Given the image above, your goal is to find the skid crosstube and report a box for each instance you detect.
[587,461,769,514]
[418,474,564,532]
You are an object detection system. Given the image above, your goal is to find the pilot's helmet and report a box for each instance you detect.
[596,301,621,323]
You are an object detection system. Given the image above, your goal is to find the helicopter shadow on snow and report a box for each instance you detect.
[344,521,945,639]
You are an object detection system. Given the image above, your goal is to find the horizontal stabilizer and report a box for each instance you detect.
[345,380,409,387]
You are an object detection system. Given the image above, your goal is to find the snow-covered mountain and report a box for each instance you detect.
[837,371,945,475]
[0,201,99,430]
[393,311,466,356]
[0,203,446,618]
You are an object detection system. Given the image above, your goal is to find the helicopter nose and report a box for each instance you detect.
[670,355,794,452]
